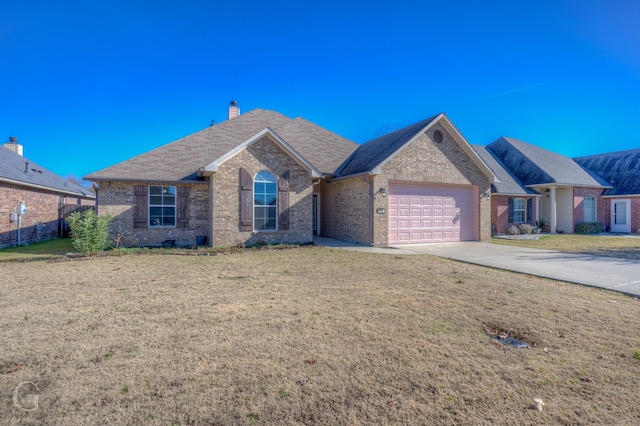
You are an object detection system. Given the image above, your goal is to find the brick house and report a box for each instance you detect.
[85,103,497,247]
[574,149,640,234]
[473,137,613,234]
[1,139,95,248]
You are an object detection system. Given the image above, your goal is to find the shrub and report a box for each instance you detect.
[518,224,537,234]
[506,225,520,235]
[66,209,112,255]
[575,222,604,235]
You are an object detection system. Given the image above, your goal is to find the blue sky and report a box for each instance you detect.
[1,0,639,180]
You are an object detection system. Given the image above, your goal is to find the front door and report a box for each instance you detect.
[611,199,631,233]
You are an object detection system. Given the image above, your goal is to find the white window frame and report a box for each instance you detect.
[253,171,277,232]
[149,185,176,228]
[512,198,526,223]
[583,195,597,223]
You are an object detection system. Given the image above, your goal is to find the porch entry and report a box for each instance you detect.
[611,199,631,233]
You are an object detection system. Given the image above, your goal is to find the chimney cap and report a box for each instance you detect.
[230,100,238,107]
[8,136,18,143]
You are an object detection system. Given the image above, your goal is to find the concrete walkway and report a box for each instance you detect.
[313,237,640,297]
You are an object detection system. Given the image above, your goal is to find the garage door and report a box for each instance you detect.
[388,183,477,244]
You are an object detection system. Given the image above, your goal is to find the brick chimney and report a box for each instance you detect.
[4,136,24,156]
[228,101,240,120]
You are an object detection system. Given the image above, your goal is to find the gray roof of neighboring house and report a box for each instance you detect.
[85,109,358,181]
[472,145,538,196]
[0,144,94,197]
[334,115,439,178]
[486,137,610,188]
[574,148,640,196]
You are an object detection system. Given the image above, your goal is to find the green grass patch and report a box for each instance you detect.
[0,238,74,261]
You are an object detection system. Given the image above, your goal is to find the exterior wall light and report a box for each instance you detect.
[379,188,387,197]
[545,189,550,198]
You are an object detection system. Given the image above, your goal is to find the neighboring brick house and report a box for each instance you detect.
[473,137,612,234]
[1,140,95,248]
[85,103,497,247]
[574,149,640,234]
[473,145,540,234]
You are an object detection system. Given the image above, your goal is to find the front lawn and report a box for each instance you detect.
[1,247,639,424]
[493,234,640,260]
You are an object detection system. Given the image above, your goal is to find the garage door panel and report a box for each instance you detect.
[388,183,477,244]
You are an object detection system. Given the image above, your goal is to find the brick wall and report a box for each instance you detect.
[211,135,313,246]
[332,177,371,244]
[98,181,209,247]
[572,187,606,230]
[492,195,538,234]
[0,181,95,248]
[377,122,492,244]
[633,198,640,233]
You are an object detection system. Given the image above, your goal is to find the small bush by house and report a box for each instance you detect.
[66,210,112,255]
[506,225,520,235]
[575,222,604,234]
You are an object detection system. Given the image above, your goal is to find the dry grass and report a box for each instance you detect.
[493,234,640,261]
[1,247,640,425]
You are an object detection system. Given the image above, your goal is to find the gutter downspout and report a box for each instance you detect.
[369,177,374,245]
[17,214,22,246]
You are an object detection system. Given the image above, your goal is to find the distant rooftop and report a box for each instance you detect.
[0,144,94,197]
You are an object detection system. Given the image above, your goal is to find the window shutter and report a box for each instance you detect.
[526,198,533,223]
[278,170,290,230]
[177,186,190,228]
[239,168,253,231]
[133,185,148,229]
[508,198,514,223]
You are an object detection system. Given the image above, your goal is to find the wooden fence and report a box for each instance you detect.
[58,204,95,238]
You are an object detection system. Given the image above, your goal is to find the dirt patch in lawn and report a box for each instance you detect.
[1,247,639,425]
[493,234,640,261]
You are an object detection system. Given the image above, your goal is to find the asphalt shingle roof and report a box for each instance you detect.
[487,137,609,188]
[271,117,359,174]
[472,145,537,195]
[574,148,640,196]
[0,144,94,197]
[86,109,358,181]
[334,115,439,178]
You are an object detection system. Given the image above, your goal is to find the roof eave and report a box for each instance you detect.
[526,183,612,189]
[327,171,373,183]
[602,193,640,198]
[493,191,542,197]
[86,177,205,185]
[0,176,95,199]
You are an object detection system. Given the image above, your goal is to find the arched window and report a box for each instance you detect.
[254,171,277,231]
[584,195,597,222]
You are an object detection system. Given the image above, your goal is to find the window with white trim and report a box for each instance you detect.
[512,198,526,223]
[584,195,597,222]
[254,171,277,231]
[149,185,176,227]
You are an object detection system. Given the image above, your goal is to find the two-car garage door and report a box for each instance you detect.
[388,182,477,244]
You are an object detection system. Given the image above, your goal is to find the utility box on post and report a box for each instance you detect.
[18,202,28,215]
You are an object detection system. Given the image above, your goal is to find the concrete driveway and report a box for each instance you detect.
[314,237,640,297]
